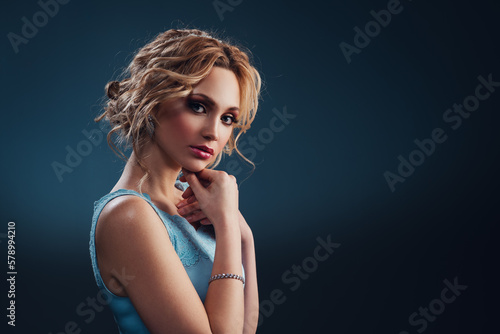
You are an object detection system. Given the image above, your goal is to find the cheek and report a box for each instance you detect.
[221,128,234,147]
[223,128,233,142]
[163,113,198,140]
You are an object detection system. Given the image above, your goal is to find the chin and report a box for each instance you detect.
[182,161,211,173]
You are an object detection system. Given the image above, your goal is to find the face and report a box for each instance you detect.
[151,66,241,172]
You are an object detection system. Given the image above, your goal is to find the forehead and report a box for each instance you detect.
[191,67,240,108]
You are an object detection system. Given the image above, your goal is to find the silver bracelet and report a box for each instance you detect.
[208,273,245,285]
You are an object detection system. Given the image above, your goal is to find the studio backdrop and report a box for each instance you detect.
[1,0,499,333]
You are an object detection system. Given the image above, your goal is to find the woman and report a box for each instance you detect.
[89,28,261,333]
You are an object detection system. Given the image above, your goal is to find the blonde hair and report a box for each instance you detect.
[95,28,262,192]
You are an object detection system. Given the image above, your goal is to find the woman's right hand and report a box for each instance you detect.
[179,168,240,232]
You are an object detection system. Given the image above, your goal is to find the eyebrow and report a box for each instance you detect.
[190,93,240,113]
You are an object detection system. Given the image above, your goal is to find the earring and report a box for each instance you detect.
[147,115,155,138]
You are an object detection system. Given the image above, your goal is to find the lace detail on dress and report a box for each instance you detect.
[169,216,216,267]
[174,222,205,266]
[166,179,216,267]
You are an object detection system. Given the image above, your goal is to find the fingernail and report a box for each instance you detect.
[186,215,193,222]
[178,207,187,215]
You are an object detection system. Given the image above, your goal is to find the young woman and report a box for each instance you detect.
[89,28,261,333]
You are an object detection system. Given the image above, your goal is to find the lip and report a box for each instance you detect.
[189,145,214,159]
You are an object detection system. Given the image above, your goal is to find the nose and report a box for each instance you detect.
[201,115,219,141]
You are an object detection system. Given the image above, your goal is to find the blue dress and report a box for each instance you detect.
[89,178,245,333]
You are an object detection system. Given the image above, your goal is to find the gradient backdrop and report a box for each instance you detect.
[1,0,499,333]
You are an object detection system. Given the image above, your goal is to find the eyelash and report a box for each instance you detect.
[189,101,237,126]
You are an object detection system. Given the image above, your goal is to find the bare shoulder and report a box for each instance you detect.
[95,194,166,294]
[95,194,166,261]
[98,194,155,228]
[95,194,212,333]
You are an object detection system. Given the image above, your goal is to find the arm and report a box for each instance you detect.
[176,172,259,333]
[182,169,246,333]
[204,216,244,333]
[96,195,244,334]
[177,207,259,333]
[239,212,259,334]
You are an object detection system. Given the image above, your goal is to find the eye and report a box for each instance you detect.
[221,114,236,125]
[189,101,206,114]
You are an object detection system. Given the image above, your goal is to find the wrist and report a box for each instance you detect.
[214,214,240,233]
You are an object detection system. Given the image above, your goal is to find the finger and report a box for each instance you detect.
[179,175,206,187]
[185,210,207,223]
[181,169,206,196]
[188,168,216,184]
[182,181,209,201]
[199,178,211,188]
[177,201,201,216]
[177,194,196,208]
[181,186,194,199]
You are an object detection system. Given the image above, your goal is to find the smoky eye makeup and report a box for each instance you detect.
[221,114,236,125]
[190,101,205,113]
[186,97,206,113]
[188,94,212,109]
[187,94,240,124]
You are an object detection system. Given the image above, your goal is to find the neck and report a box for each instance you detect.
[115,143,182,203]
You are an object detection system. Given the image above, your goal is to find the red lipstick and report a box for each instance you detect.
[189,145,214,159]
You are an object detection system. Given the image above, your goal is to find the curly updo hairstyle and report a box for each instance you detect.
[95,28,262,192]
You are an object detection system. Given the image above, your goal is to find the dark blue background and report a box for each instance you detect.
[1,0,499,333]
